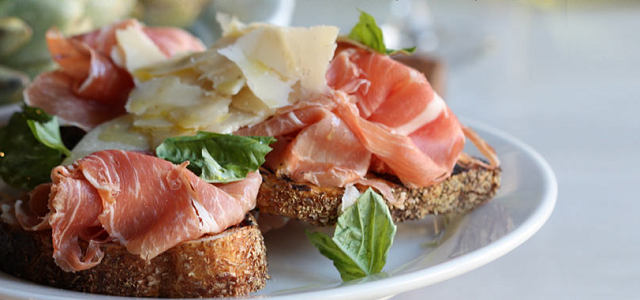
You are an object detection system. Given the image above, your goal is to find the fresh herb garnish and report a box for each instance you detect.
[306,188,397,281]
[155,131,275,183]
[0,106,70,190]
[348,10,416,56]
[23,106,72,156]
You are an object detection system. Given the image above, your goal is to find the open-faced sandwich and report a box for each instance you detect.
[0,12,501,297]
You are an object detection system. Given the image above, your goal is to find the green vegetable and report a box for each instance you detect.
[0,106,70,190]
[156,132,275,183]
[348,10,417,56]
[23,106,71,157]
[306,188,397,281]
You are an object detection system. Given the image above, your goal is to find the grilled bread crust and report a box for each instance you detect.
[257,157,501,226]
[0,214,268,298]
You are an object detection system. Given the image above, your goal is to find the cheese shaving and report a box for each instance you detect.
[122,18,339,145]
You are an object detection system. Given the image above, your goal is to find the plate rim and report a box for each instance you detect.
[0,118,557,300]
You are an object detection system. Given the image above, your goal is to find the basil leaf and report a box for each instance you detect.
[386,47,417,56]
[348,10,386,54]
[156,131,275,183]
[306,231,370,280]
[24,106,71,156]
[306,188,397,281]
[348,10,417,56]
[0,109,68,190]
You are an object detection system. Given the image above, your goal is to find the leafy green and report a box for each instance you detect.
[155,132,275,183]
[23,106,71,156]
[347,10,417,56]
[386,47,417,56]
[306,188,397,281]
[0,107,69,190]
[348,11,386,54]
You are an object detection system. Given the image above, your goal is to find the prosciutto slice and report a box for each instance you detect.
[75,20,206,58]
[142,27,207,57]
[282,113,371,186]
[22,71,124,130]
[22,150,259,272]
[334,92,452,188]
[24,20,205,131]
[237,101,371,187]
[327,46,466,188]
[15,183,53,231]
[239,44,466,193]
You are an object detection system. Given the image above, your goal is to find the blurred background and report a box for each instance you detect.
[1,0,639,299]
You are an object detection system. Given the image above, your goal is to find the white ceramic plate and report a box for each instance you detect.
[0,106,557,300]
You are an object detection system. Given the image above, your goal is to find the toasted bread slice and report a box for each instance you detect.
[257,156,501,226]
[0,214,268,298]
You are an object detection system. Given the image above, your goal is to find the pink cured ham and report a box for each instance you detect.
[23,71,125,131]
[236,105,333,138]
[74,20,206,58]
[327,45,466,187]
[24,20,205,131]
[15,183,53,231]
[282,114,371,186]
[34,150,260,272]
[240,44,465,190]
[49,173,105,271]
[237,102,371,187]
[69,20,140,55]
[334,92,454,187]
[142,27,206,57]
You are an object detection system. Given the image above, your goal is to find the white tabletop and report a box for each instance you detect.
[293,1,640,299]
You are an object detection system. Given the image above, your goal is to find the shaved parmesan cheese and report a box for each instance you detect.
[217,13,249,38]
[231,87,272,115]
[115,25,166,71]
[127,77,204,115]
[126,77,232,141]
[203,107,270,134]
[133,117,173,129]
[123,19,339,143]
[135,48,246,96]
[218,25,339,108]
[219,44,293,108]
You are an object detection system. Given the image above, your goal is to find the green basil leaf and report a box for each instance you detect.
[306,188,397,281]
[155,131,275,183]
[348,10,416,56]
[306,230,369,280]
[348,10,386,54]
[386,46,417,56]
[24,106,71,156]
[0,109,67,190]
